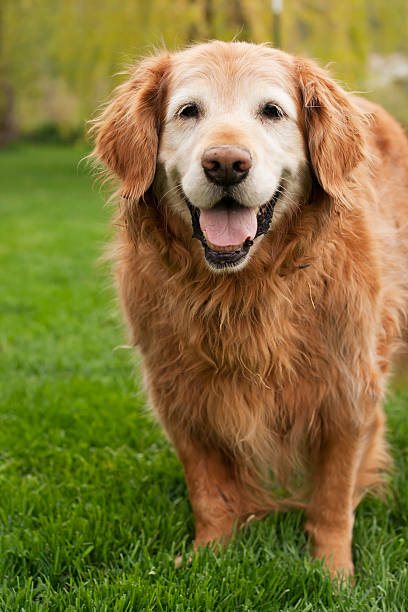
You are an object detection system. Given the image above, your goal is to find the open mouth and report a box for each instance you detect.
[185,189,281,269]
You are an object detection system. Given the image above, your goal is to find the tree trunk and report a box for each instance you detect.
[204,0,215,38]
[229,0,250,41]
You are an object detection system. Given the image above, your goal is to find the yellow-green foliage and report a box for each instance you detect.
[2,0,408,136]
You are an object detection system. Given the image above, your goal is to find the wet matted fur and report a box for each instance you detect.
[90,41,408,577]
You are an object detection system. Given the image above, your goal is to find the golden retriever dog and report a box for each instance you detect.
[90,41,408,577]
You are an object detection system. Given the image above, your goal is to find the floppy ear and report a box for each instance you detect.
[90,52,170,200]
[296,58,367,202]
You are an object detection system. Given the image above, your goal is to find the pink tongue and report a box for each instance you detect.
[199,205,257,248]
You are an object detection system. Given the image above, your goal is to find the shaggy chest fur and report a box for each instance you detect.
[115,202,385,477]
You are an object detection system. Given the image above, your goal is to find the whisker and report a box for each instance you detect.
[158,183,182,204]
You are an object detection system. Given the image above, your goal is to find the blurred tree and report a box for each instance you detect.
[187,0,199,41]
[271,0,283,48]
[228,0,250,41]
[1,0,407,143]
[204,0,215,38]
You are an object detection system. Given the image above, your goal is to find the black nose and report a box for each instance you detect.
[201,145,252,186]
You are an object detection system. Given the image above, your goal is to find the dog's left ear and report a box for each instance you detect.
[296,58,367,202]
[90,52,170,200]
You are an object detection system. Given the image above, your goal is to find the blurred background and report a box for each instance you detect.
[1,0,408,146]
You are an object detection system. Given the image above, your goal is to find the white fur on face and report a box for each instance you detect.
[156,46,311,231]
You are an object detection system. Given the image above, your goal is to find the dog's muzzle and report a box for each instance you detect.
[185,189,281,270]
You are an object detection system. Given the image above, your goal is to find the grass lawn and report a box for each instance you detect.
[0,144,407,611]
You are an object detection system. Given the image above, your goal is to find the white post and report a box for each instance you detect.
[271,0,283,48]
[271,0,283,13]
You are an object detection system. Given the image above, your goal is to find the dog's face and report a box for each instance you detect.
[92,41,366,272]
[156,43,309,271]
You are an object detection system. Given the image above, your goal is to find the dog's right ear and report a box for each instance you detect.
[90,52,170,200]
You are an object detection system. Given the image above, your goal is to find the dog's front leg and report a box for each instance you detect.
[174,438,247,550]
[305,426,363,578]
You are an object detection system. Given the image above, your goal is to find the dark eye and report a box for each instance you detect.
[178,103,200,119]
[260,103,284,120]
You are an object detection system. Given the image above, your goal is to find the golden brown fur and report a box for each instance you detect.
[90,41,408,577]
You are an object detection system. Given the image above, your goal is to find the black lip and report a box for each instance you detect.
[185,189,281,269]
[205,241,253,269]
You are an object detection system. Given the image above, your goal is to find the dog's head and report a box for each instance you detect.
[91,41,366,272]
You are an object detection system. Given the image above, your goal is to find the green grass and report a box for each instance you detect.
[0,144,407,611]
